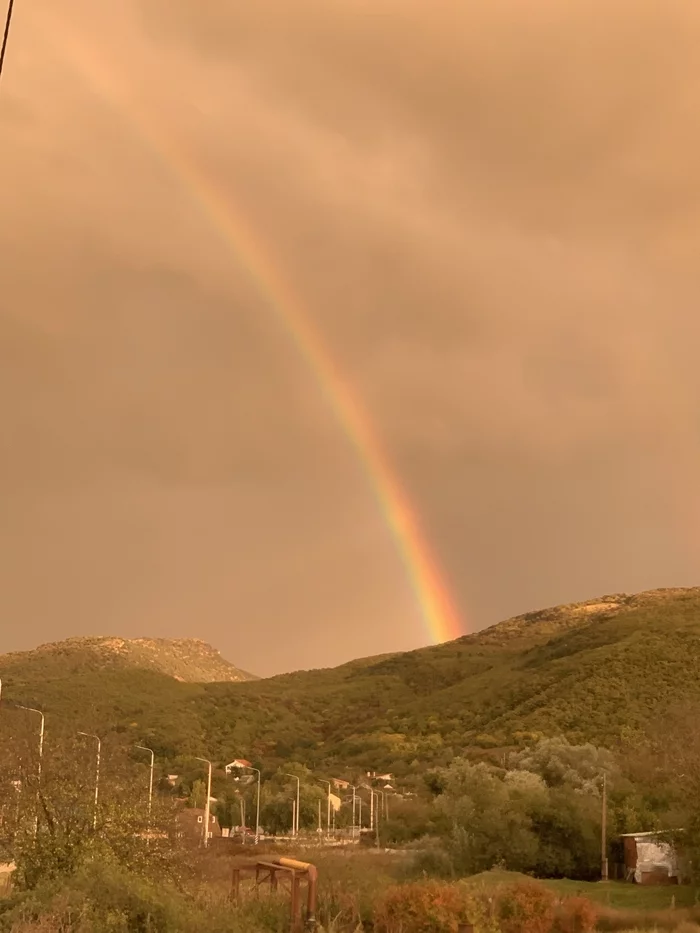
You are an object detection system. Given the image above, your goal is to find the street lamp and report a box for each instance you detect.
[318,780,332,834]
[135,746,155,840]
[226,761,262,845]
[372,790,380,847]
[19,706,44,838]
[348,784,357,838]
[284,774,300,836]
[194,757,212,848]
[78,732,101,830]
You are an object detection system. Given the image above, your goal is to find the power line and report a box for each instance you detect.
[0,0,16,83]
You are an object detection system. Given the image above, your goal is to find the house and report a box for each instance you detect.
[621,831,686,885]
[177,808,222,844]
[332,778,350,790]
[225,759,252,772]
[367,772,394,782]
[166,774,179,787]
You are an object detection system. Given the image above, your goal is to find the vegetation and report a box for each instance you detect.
[2,587,700,929]
[3,587,700,779]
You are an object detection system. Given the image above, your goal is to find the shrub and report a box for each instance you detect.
[0,862,287,933]
[555,896,598,933]
[497,882,556,933]
[373,880,473,933]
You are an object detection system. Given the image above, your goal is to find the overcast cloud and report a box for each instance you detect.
[0,0,699,675]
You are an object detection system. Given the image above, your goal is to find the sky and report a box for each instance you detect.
[1,0,700,677]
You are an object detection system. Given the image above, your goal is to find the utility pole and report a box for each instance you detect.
[284,774,300,836]
[20,707,44,838]
[78,732,101,831]
[317,799,322,833]
[135,746,155,842]
[194,757,212,848]
[601,772,609,881]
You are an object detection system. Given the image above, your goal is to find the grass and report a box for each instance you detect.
[464,870,700,909]
[4,855,700,933]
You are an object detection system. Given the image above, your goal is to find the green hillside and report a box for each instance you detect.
[2,587,700,772]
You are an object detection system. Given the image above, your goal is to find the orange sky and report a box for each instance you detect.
[1,0,700,675]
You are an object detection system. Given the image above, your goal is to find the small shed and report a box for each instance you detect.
[621,831,683,885]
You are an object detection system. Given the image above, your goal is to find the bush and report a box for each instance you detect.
[497,882,556,933]
[412,847,456,879]
[373,880,474,933]
[555,896,598,933]
[0,862,287,933]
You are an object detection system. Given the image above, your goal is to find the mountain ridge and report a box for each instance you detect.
[2,586,700,772]
[0,635,257,684]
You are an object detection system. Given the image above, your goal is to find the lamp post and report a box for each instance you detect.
[226,762,262,845]
[348,784,357,838]
[381,790,390,820]
[78,732,101,830]
[248,767,261,845]
[194,757,212,848]
[601,771,609,882]
[284,774,300,836]
[318,780,332,834]
[135,746,155,840]
[19,706,44,838]
[373,791,380,847]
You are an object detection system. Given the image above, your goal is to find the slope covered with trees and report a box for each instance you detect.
[1,587,699,773]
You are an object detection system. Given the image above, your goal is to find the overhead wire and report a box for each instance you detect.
[0,0,16,83]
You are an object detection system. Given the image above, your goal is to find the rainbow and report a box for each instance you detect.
[40,13,464,644]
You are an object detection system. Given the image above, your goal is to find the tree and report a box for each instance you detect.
[436,759,539,874]
[187,779,207,810]
[510,737,616,793]
[0,713,180,890]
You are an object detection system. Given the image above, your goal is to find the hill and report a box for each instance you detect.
[2,587,700,773]
[0,636,256,684]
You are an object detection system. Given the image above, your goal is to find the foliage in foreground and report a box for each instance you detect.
[373,878,597,933]
[0,861,287,933]
[4,855,700,933]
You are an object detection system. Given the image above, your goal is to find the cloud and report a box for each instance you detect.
[0,0,699,673]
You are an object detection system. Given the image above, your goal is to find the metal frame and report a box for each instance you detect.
[231,857,317,931]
